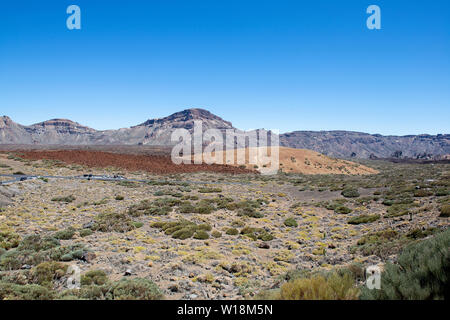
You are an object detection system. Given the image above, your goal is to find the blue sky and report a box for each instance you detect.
[0,0,449,135]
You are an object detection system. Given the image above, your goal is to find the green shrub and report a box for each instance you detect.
[109,278,163,300]
[198,187,222,193]
[151,220,210,240]
[240,226,274,241]
[178,202,195,213]
[0,231,20,250]
[132,222,144,228]
[51,195,76,203]
[385,203,414,218]
[284,218,298,227]
[198,224,212,231]
[334,206,352,214]
[0,282,53,300]
[225,228,239,236]
[79,229,93,237]
[347,214,380,224]
[195,204,214,214]
[439,205,450,217]
[128,198,179,216]
[237,206,263,218]
[341,188,360,198]
[353,229,411,258]
[361,229,450,300]
[435,189,449,197]
[54,227,76,240]
[17,235,59,252]
[261,272,359,300]
[81,270,108,286]
[115,195,124,201]
[193,230,209,240]
[93,212,136,233]
[211,231,222,238]
[413,189,433,197]
[33,261,67,287]
[0,249,47,271]
[406,227,438,239]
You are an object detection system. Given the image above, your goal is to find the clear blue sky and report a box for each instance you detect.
[1,0,449,135]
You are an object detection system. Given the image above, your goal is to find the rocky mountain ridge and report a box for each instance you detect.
[1,109,448,159]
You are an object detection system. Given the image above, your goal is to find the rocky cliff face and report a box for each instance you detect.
[279,131,450,159]
[0,110,448,159]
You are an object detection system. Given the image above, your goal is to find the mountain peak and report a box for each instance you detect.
[0,115,19,129]
[136,108,234,129]
[29,118,96,135]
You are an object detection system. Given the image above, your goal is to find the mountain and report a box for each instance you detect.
[0,109,235,146]
[279,131,450,159]
[0,109,449,159]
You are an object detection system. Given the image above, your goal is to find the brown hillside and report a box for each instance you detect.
[183,147,378,175]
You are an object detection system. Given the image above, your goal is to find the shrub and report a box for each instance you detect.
[0,249,47,271]
[79,229,93,237]
[0,231,20,250]
[92,212,136,233]
[439,205,450,217]
[225,228,239,236]
[0,282,53,300]
[193,230,209,240]
[211,231,222,238]
[385,204,413,218]
[266,272,359,300]
[54,227,76,240]
[240,227,274,241]
[353,229,410,258]
[109,278,163,300]
[284,218,298,227]
[178,202,195,213]
[347,214,380,225]
[361,229,450,300]
[115,195,124,201]
[334,206,352,214]
[128,198,179,216]
[81,270,108,286]
[198,224,212,231]
[435,189,449,197]
[341,188,360,198]
[132,222,144,228]
[33,261,67,287]
[151,220,210,240]
[406,227,438,239]
[18,235,60,252]
[51,195,76,203]
[237,206,263,218]
[198,187,222,193]
[195,204,214,214]
[413,189,433,197]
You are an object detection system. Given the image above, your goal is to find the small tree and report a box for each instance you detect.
[361,229,449,300]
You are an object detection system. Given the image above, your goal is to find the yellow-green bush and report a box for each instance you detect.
[278,272,359,300]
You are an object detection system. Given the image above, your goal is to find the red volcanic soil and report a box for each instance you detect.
[16,150,256,175]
